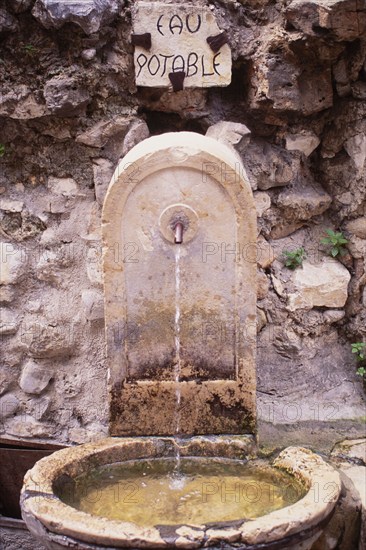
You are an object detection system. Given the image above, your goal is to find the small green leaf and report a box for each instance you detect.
[283,247,306,269]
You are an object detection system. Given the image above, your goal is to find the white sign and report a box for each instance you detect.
[132,2,232,89]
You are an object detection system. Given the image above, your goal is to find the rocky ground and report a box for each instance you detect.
[0,0,365,447]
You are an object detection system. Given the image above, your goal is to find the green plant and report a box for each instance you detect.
[0,144,5,157]
[24,44,38,55]
[283,247,306,269]
[351,342,366,377]
[321,229,348,257]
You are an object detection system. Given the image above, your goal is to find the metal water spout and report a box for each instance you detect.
[174,222,184,244]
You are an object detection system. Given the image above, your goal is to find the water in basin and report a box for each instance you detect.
[56,457,306,526]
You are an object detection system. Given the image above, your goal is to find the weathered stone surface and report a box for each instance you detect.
[0,285,15,304]
[1,523,48,550]
[320,101,365,161]
[257,235,275,269]
[286,0,366,42]
[76,116,132,148]
[86,244,103,285]
[6,414,52,438]
[254,191,271,217]
[93,158,115,206]
[36,248,73,285]
[347,235,366,260]
[257,307,267,332]
[81,48,97,61]
[270,221,310,240]
[249,53,333,115]
[29,396,51,421]
[333,56,352,97]
[0,8,18,33]
[323,309,345,323]
[285,132,320,157]
[25,300,42,313]
[277,182,332,222]
[105,46,132,74]
[48,177,78,196]
[273,326,303,358]
[121,119,150,156]
[132,2,232,88]
[0,198,24,212]
[352,81,366,100]
[0,393,19,419]
[0,309,19,335]
[7,0,33,14]
[19,359,52,394]
[257,270,269,300]
[287,258,351,310]
[257,330,366,435]
[86,202,102,241]
[344,134,366,176]
[46,177,79,213]
[0,85,48,119]
[206,121,251,147]
[41,120,72,141]
[1,337,26,368]
[43,75,90,116]
[32,0,121,34]
[0,242,26,284]
[23,322,75,359]
[242,140,300,190]
[140,88,207,114]
[81,289,104,321]
[68,422,108,444]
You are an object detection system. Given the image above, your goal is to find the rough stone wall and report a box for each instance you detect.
[0,0,365,448]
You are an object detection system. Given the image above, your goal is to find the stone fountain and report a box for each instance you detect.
[20,132,341,549]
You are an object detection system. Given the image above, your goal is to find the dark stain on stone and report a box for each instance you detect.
[207,395,256,433]
[179,358,235,381]
[208,395,243,420]
[127,355,175,381]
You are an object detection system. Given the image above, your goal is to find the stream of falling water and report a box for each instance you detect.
[173,246,182,478]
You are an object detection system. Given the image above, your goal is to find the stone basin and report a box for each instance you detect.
[20,437,341,549]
